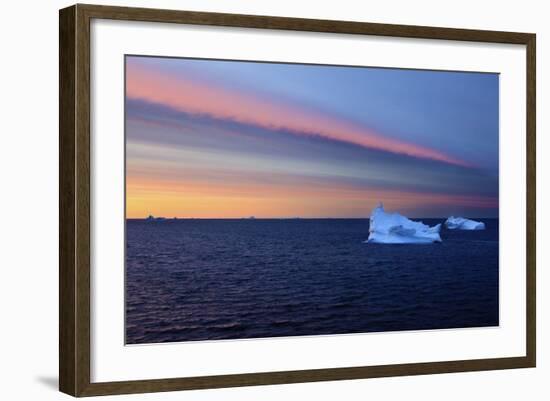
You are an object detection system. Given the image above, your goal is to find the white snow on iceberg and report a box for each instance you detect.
[365,203,441,244]
[445,216,485,230]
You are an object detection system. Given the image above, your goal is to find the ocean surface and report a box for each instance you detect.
[126,218,499,344]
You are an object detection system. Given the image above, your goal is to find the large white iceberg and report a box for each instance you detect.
[445,216,485,230]
[365,203,441,244]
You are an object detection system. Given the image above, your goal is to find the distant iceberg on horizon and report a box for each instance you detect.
[365,203,442,244]
[445,216,485,230]
[145,214,167,222]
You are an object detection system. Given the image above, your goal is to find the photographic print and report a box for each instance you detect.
[125,55,499,345]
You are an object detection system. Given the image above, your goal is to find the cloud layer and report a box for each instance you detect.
[127,62,470,166]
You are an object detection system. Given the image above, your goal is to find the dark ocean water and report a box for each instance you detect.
[126,218,499,344]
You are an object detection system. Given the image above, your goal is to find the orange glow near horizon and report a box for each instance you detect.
[126,176,498,219]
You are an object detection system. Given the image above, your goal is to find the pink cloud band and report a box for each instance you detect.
[126,61,470,167]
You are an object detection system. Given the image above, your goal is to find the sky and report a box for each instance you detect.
[125,55,499,218]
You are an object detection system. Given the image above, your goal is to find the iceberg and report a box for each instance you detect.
[445,216,485,230]
[145,214,166,222]
[365,203,441,244]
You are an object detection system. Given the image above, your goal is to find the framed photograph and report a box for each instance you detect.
[59,4,536,397]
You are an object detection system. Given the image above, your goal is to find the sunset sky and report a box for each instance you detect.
[125,56,499,218]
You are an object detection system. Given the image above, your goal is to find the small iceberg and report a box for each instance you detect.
[445,216,485,230]
[145,214,166,222]
[365,203,441,244]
